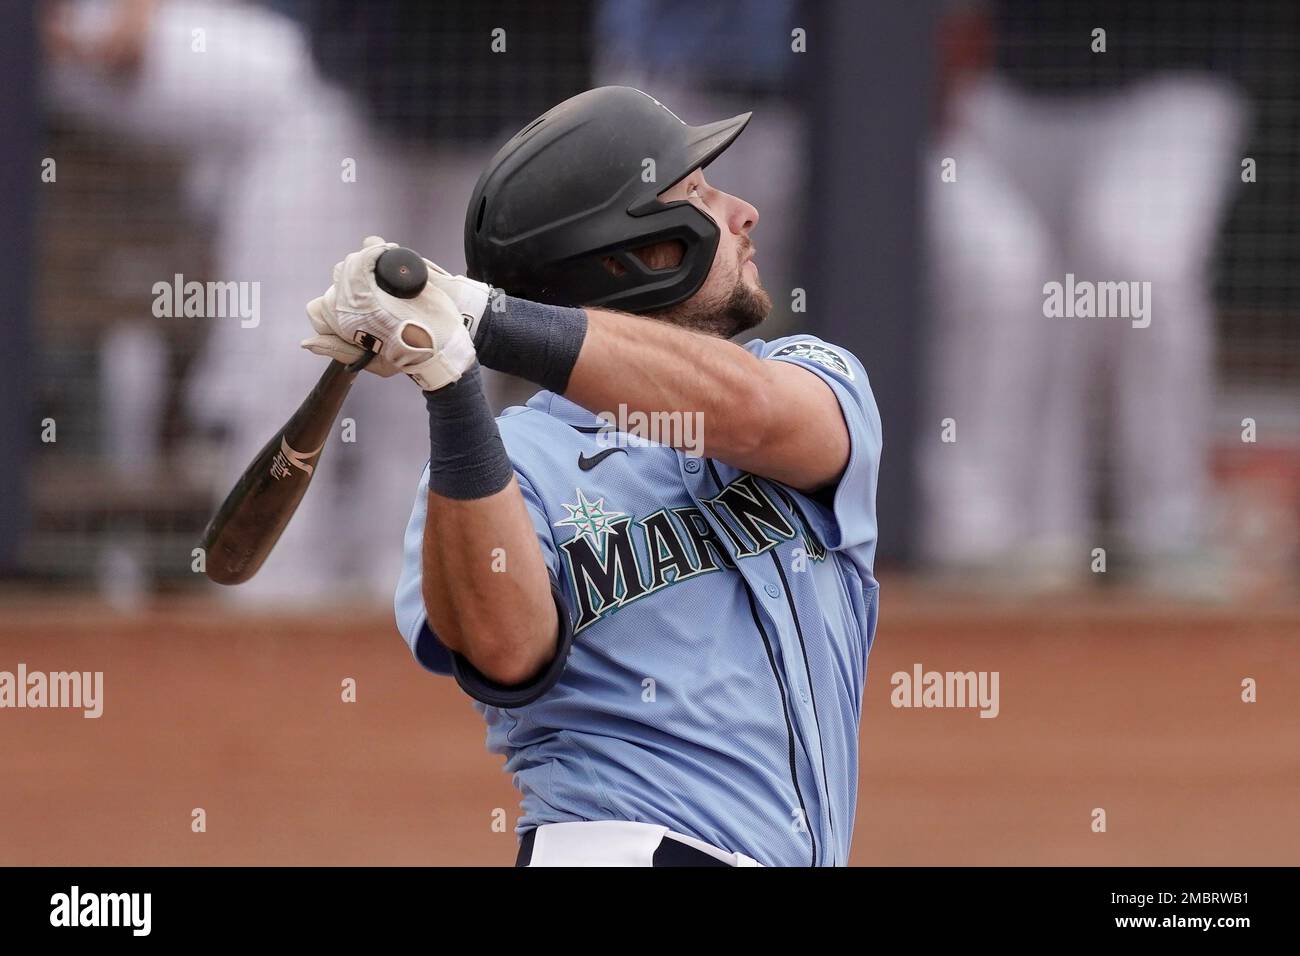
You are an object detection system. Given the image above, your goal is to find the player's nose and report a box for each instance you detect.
[722,190,759,237]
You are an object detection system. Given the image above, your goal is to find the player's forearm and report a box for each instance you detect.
[476,295,766,452]
[473,294,848,490]
[566,308,775,462]
[420,365,556,685]
[421,481,557,685]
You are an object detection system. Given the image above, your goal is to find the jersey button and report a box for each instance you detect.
[684,459,701,474]
[764,583,780,598]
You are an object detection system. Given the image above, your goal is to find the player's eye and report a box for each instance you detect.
[687,183,703,200]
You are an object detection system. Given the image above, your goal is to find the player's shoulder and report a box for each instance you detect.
[743,333,865,383]
[496,389,584,427]
[494,390,596,456]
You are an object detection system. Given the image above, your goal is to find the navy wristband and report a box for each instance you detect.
[475,292,588,394]
[425,364,514,500]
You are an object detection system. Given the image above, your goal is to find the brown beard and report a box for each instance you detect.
[649,264,772,338]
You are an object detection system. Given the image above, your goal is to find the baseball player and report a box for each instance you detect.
[303,87,882,866]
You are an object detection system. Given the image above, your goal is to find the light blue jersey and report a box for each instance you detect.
[394,334,882,867]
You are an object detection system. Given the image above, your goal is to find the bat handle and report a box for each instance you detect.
[345,351,376,373]
[374,247,429,298]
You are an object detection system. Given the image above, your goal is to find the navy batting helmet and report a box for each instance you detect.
[464,86,751,313]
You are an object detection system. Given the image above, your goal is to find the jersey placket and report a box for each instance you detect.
[682,454,836,864]
[748,541,836,865]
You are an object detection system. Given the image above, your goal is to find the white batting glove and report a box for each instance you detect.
[422,260,493,341]
[299,333,402,375]
[301,236,476,391]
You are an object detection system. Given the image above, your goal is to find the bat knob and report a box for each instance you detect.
[374,247,429,299]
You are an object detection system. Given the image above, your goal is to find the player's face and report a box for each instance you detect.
[656,170,771,337]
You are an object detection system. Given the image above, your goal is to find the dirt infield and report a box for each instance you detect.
[2,589,1296,866]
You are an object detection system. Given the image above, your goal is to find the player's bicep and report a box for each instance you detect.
[740,358,850,493]
[761,338,883,552]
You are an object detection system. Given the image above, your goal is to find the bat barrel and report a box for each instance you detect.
[199,359,362,585]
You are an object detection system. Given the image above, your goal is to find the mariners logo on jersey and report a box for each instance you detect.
[770,341,854,380]
[554,473,828,631]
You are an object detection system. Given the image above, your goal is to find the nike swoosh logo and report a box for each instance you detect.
[578,447,628,471]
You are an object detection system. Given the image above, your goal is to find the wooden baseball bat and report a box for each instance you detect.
[199,247,428,585]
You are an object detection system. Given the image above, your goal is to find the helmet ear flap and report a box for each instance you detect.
[564,206,719,312]
[604,239,688,278]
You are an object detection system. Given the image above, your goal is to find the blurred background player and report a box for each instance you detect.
[920,0,1274,597]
